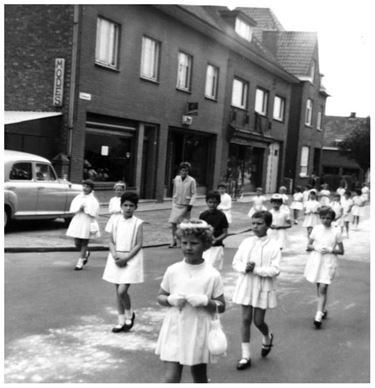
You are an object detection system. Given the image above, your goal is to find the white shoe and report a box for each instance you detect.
[74,258,84,270]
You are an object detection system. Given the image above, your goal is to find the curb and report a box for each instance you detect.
[4,229,252,253]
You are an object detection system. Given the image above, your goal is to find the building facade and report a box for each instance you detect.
[5,5,327,200]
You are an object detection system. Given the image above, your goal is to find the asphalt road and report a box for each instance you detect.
[4,218,370,384]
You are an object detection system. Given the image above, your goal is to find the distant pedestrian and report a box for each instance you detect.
[351,189,365,229]
[318,183,331,206]
[329,193,343,230]
[341,190,354,238]
[336,181,347,199]
[66,179,100,270]
[155,219,226,383]
[217,183,232,224]
[168,162,197,248]
[232,210,280,370]
[302,184,313,204]
[102,192,144,333]
[199,190,229,271]
[361,183,370,204]
[247,187,267,218]
[278,186,291,215]
[290,186,304,224]
[304,206,344,329]
[302,190,321,239]
[268,194,292,250]
[104,181,126,233]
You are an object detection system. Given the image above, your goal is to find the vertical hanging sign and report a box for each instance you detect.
[53,58,65,106]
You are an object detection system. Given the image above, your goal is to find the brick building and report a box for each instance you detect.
[5,5,327,200]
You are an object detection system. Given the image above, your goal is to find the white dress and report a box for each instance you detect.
[218,193,232,224]
[304,224,342,284]
[291,192,304,210]
[268,208,290,249]
[319,189,331,206]
[105,196,123,233]
[66,192,100,239]
[302,200,321,227]
[351,196,365,217]
[155,260,224,365]
[248,195,267,218]
[341,198,353,222]
[102,216,144,284]
[232,235,281,309]
[329,201,343,227]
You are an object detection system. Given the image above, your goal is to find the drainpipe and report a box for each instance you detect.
[67,5,80,157]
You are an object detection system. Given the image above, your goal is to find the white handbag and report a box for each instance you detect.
[207,309,227,356]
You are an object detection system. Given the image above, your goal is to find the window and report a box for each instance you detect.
[273,95,285,121]
[95,17,120,68]
[35,164,57,181]
[140,36,160,81]
[231,78,248,109]
[255,88,269,115]
[205,64,219,100]
[9,162,32,180]
[317,110,323,130]
[176,52,192,91]
[235,17,252,41]
[300,146,309,176]
[305,99,313,126]
[310,60,316,83]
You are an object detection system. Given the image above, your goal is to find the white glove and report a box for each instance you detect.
[186,294,209,307]
[167,294,186,308]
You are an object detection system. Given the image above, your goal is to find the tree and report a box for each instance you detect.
[338,117,370,171]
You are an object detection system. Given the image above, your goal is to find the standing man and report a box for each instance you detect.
[168,162,197,248]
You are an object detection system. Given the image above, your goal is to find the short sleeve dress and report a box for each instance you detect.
[102,216,144,284]
[268,208,290,249]
[248,195,267,218]
[304,224,342,284]
[155,260,224,366]
[291,192,304,210]
[302,200,321,227]
[104,196,122,233]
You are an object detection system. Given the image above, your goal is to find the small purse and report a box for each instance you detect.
[207,305,227,356]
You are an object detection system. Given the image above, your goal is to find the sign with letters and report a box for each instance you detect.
[53,58,65,107]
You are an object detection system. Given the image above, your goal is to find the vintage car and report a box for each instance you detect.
[4,150,83,230]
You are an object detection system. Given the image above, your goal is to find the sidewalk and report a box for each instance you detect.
[5,195,266,252]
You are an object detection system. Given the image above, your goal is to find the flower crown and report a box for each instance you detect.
[179,219,211,230]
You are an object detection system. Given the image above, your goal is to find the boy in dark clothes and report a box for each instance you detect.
[199,190,229,270]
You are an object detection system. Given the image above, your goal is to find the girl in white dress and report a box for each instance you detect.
[232,210,280,370]
[104,181,126,233]
[156,219,225,383]
[278,186,291,215]
[66,179,100,270]
[102,192,144,333]
[302,190,321,238]
[351,189,365,229]
[318,183,331,206]
[304,207,344,329]
[247,187,267,218]
[341,190,354,238]
[217,183,232,224]
[268,194,292,250]
[329,193,343,229]
[290,186,304,224]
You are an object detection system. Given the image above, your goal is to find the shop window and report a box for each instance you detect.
[95,17,120,69]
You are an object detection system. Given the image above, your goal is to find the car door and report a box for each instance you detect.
[6,161,38,215]
[35,162,69,214]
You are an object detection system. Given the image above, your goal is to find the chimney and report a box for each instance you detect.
[349,112,356,119]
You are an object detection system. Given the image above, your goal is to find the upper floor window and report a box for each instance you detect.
[317,109,323,130]
[235,17,252,41]
[305,98,313,126]
[255,88,269,115]
[205,64,219,100]
[140,36,160,82]
[300,146,309,176]
[95,17,120,69]
[273,95,285,121]
[310,60,316,83]
[176,52,192,91]
[231,77,248,109]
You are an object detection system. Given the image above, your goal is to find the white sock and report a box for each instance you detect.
[118,314,125,325]
[125,310,133,320]
[75,258,84,268]
[315,311,323,321]
[241,342,251,359]
[262,333,272,345]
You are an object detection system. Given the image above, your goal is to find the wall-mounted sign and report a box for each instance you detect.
[53,58,65,107]
[101,145,109,156]
[79,92,92,101]
[187,102,198,116]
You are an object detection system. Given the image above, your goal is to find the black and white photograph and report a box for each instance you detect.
[3,0,372,384]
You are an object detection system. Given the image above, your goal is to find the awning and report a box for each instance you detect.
[4,111,62,125]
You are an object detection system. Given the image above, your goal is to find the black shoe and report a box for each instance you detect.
[112,323,128,333]
[261,333,274,357]
[83,251,90,265]
[236,358,251,370]
[123,312,135,331]
[322,311,328,320]
[313,319,322,329]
